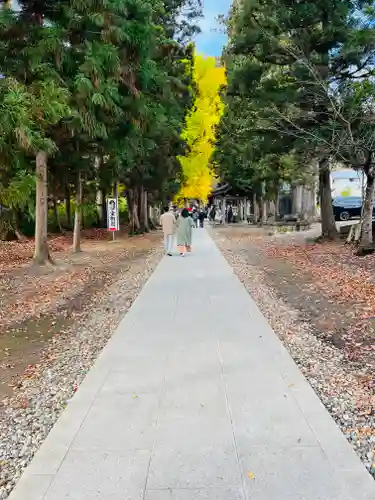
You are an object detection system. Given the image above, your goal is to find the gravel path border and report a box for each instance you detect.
[213,235,375,480]
[0,247,162,499]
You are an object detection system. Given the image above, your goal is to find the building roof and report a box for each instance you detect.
[210,183,249,198]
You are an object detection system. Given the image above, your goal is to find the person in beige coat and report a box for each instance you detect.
[160,206,176,256]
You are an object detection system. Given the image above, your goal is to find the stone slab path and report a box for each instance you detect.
[9,229,375,500]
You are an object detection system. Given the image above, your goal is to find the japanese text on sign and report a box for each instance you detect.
[107,198,119,231]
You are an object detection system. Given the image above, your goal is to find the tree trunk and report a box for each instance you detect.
[259,194,267,224]
[96,188,105,227]
[133,195,140,233]
[138,186,145,233]
[242,199,246,221]
[72,171,82,253]
[94,156,105,228]
[252,192,258,223]
[305,187,316,220]
[126,190,133,231]
[357,164,375,255]
[319,158,338,240]
[53,198,64,233]
[12,210,27,241]
[148,205,156,230]
[65,186,71,229]
[300,187,307,221]
[262,200,267,224]
[137,186,150,233]
[33,152,53,265]
[144,190,149,232]
[102,189,107,227]
[292,185,303,215]
[112,181,118,240]
[275,187,280,221]
[126,189,141,234]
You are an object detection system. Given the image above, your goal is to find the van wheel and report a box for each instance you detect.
[339,211,350,221]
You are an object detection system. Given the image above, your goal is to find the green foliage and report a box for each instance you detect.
[215,0,375,220]
[0,170,36,238]
[0,171,35,216]
[0,0,201,241]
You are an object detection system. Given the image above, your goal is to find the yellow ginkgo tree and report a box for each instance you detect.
[177,53,226,203]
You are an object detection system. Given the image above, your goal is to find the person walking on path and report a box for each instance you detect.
[192,208,199,228]
[209,206,216,227]
[160,206,176,256]
[198,208,206,228]
[176,207,194,256]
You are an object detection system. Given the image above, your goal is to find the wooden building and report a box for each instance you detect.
[208,184,250,223]
[208,182,317,223]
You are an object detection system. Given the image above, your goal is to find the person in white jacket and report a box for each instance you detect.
[160,207,176,256]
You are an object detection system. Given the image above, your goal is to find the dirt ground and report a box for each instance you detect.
[211,225,375,366]
[211,226,375,432]
[0,229,162,404]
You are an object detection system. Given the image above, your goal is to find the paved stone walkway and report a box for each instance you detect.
[9,230,375,500]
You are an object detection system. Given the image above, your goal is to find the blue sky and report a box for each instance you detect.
[194,0,231,56]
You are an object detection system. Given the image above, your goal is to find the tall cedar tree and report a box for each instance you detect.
[0,0,200,249]
[0,0,70,263]
[116,0,200,233]
[54,0,156,251]
[218,0,375,238]
[214,64,301,221]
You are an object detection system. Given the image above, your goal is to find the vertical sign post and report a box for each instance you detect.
[107,197,119,240]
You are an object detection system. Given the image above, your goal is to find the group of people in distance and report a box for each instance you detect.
[160,206,208,257]
[191,207,207,228]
